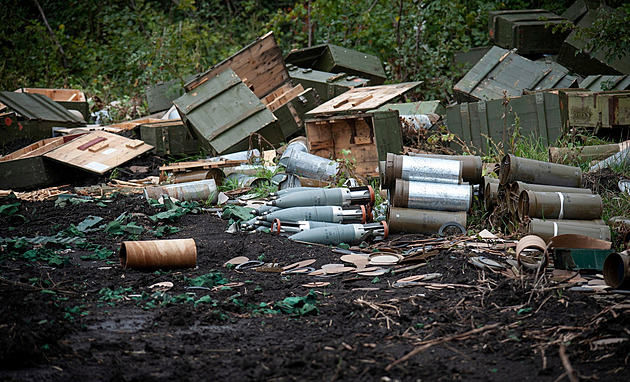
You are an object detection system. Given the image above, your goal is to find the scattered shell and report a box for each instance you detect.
[224,256,249,267]
[322,266,355,274]
[302,282,331,288]
[149,281,174,291]
[357,268,388,276]
[283,259,316,271]
[368,253,402,265]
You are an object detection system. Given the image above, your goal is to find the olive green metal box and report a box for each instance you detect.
[489,9,570,55]
[145,78,191,114]
[446,91,563,154]
[139,120,200,157]
[374,100,446,118]
[287,65,370,102]
[453,46,578,103]
[557,7,630,76]
[285,44,386,85]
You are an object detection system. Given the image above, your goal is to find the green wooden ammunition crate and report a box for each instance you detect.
[139,120,200,156]
[271,87,320,140]
[0,135,83,190]
[453,46,492,73]
[453,46,578,103]
[579,75,630,91]
[287,65,370,102]
[146,77,191,114]
[285,44,386,85]
[305,110,402,178]
[489,10,569,55]
[174,68,281,156]
[446,91,563,154]
[561,0,601,23]
[557,7,630,76]
[0,92,84,146]
[559,90,630,130]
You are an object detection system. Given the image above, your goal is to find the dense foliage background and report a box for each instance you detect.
[1,0,627,107]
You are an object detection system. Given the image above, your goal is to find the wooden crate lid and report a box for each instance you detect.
[306,82,421,115]
[43,131,154,175]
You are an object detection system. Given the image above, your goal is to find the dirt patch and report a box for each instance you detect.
[1,192,629,381]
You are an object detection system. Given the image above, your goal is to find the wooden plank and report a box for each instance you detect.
[307,82,421,115]
[43,131,154,175]
[159,159,246,172]
[78,137,107,150]
[88,142,109,152]
[264,84,305,112]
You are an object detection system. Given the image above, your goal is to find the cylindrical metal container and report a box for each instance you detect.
[278,139,309,167]
[143,179,217,203]
[119,239,197,270]
[481,176,500,194]
[383,153,462,189]
[284,150,339,181]
[223,164,278,177]
[171,168,225,185]
[499,154,582,187]
[484,183,499,210]
[387,206,466,234]
[527,219,612,241]
[515,235,548,270]
[410,153,483,184]
[518,190,603,221]
[392,179,472,212]
[510,181,592,196]
[549,144,621,164]
[603,251,630,289]
[608,216,630,231]
[207,149,260,162]
[225,173,269,189]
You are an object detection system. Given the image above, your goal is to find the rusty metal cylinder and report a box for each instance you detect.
[383,153,462,189]
[171,168,225,185]
[387,206,467,234]
[510,181,592,195]
[527,219,611,241]
[119,239,197,270]
[409,153,483,184]
[499,154,582,187]
[484,183,499,210]
[392,179,472,212]
[603,251,630,289]
[515,235,548,270]
[518,190,603,221]
[549,144,621,164]
[143,179,217,203]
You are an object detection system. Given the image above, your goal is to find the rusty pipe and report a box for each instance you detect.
[119,238,197,270]
[387,206,466,235]
[499,154,582,187]
[603,251,630,289]
[143,179,217,203]
[518,190,603,221]
[484,183,499,210]
[515,235,548,271]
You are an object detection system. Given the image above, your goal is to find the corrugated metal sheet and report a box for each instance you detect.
[0,91,84,123]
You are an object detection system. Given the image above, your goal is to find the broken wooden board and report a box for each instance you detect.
[43,131,153,175]
[306,82,421,115]
[107,118,164,131]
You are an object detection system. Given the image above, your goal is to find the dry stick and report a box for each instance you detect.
[559,344,579,382]
[385,323,501,371]
[32,0,69,69]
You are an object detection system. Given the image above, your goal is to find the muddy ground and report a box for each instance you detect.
[1,172,629,381]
